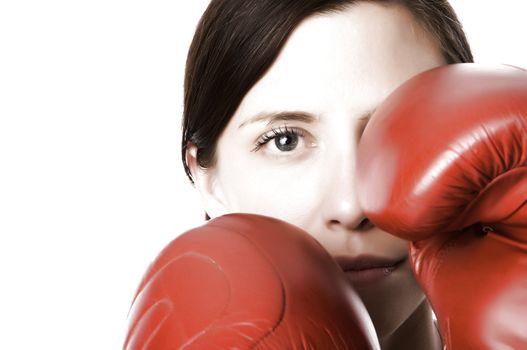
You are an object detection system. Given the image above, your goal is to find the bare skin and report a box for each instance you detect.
[188,3,444,349]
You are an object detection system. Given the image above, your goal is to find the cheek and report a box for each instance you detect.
[218,156,324,222]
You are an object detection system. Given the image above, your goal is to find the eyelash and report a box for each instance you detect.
[252,125,306,152]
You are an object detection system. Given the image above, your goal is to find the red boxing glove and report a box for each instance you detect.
[123,213,379,349]
[357,64,527,349]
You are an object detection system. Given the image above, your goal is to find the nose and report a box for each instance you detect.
[321,141,372,233]
[324,187,372,232]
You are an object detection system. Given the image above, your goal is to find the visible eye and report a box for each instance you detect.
[252,125,306,153]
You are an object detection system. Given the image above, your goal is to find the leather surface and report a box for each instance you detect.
[124,213,379,350]
[357,64,527,349]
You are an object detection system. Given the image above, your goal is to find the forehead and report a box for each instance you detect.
[234,2,443,114]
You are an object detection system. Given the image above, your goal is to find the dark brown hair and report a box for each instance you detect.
[181,0,473,186]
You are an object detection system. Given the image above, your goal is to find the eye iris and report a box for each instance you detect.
[275,134,298,151]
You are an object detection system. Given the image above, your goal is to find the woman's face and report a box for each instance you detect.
[189,2,445,338]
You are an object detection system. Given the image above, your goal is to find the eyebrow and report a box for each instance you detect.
[238,111,319,129]
[237,109,375,129]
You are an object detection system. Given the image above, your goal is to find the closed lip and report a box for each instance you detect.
[335,254,406,271]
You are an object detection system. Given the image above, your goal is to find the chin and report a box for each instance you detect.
[353,261,426,338]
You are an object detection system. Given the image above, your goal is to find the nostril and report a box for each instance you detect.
[357,218,374,231]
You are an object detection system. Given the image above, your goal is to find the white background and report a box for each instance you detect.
[0,1,526,349]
